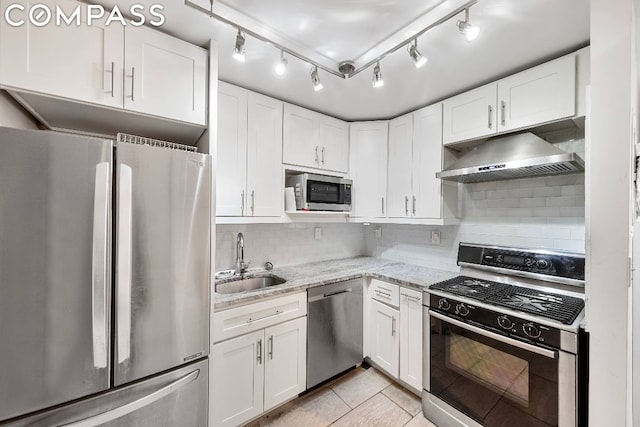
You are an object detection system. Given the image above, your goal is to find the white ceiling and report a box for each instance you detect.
[96,0,590,121]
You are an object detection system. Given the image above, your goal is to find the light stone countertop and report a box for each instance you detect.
[214,256,459,310]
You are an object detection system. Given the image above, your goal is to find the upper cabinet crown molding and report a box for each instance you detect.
[443,51,580,145]
[0,0,208,138]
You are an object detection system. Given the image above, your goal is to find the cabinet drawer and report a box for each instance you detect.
[370,280,399,308]
[213,292,307,343]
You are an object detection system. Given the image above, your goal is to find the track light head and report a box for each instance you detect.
[457,8,480,41]
[232,29,246,62]
[275,51,288,76]
[372,62,384,88]
[408,39,427,69]
[311,66,323,91]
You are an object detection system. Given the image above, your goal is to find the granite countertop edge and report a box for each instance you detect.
[214,257,459,311]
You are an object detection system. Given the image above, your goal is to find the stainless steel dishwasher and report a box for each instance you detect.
[307,278,363,389]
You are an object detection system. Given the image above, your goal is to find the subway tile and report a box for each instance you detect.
[520,197,547,208]
[561,185,586,196]
[546,196,584,207]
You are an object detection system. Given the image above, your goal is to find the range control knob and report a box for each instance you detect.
[525,258,535,267]
[455,303,469,317]
[523,322,542,338]
[438,298,451,311]
[536,259,550,269]
[496,255,504,264]
[497,315,513,330]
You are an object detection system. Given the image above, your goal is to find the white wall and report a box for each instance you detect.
[588,1,634,426]
[215,223,365,271]
[0,91,37,129]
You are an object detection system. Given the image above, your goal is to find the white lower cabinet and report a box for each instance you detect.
[399,288,423,392]
[366,280,423,393]
[212,294,307,427]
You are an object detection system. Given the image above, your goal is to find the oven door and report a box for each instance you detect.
[428,310,576,427]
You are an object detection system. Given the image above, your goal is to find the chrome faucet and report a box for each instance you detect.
[235,232,248,275]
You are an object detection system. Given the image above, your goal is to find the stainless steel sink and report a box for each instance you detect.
[215,274,286,294]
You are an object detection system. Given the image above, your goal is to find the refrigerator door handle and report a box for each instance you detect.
[92,162,110,369]
[61,368,200,427]
[117,164,133,364]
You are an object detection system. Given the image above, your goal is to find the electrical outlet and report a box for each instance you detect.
[431,230,441,245]
[314,227,322,240]
[373,227,382,238]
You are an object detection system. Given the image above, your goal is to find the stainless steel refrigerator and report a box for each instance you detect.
[0,127,212,426]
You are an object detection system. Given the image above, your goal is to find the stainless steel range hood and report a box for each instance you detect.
[436,132,585,183]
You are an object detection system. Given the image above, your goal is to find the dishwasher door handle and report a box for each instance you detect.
[308,288,352,302]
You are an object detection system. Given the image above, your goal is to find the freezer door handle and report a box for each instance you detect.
[61,368,200,427]
[117,164,133,364]
[92,162,110,369]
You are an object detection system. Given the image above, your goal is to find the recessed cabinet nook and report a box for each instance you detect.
[216,46,587,225]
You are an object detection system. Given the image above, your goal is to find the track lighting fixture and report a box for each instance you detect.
[457,8,480,41]
[372,62,384,88]
[274,51,288,76]
[311,66,324,91]
[232,29,246,62]
[407,39,427,69]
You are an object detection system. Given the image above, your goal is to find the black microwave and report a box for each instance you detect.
[286,173,352,211]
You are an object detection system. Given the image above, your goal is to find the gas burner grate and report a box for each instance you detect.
[429,276,510,300]
[485,287,584,325]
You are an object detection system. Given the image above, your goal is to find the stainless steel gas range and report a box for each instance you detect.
[423,243,587,427]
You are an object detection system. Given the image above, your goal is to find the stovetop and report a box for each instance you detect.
[429,275,584,325]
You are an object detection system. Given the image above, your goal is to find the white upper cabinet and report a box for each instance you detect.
[442,83,497,144]
[387,114,414,218]
[217,82,248,216]
[283,103,348,173]
[443,54,576,145]
[216,85,283,217]
[497,55,575,132]
[349,122,388,218]
[0,0,123,109]
[246,92,284,217]
[0,0,207,126]
[123,25,207,125]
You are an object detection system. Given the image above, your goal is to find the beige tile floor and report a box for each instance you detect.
[245,367,439,427]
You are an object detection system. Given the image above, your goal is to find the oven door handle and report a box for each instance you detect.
[429,310,558,359]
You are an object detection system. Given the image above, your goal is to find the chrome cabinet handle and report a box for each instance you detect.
[110,61,115,98]
[246,309,282,323]
[268,336,274,360]
[405,196,409,216]
[401,292,421,303]
[382,197,385,215]
[321,146,325,164]
[257,339,263,364]
[412,196,416,216]
[62,369,199,427]
[130,67,135,101]
[375,289,392,297]
[488,105,493,129]
[251,190,255,215]
[501,100,506,126]
[240,190,245,216]
[392,317,396,336]
[315,146,319,164]
[117,164,133,364]
[92,162,110,369]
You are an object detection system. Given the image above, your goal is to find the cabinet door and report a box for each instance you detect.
[369,299,399,378]
[387,114,413,218]
[124,25,207,125]
[264,317,307,411]
[400,289,423,392]
[246,92,283,217]
[442,83,496,144]
[217,82,248,216]
[0,0,123,109]
[412,103,444,219]
[349,122,388,218]
[211,330,264,427]
[497,55,576,132]
[283,103,319,169]
[319,116,349,173]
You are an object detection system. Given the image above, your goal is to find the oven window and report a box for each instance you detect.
[307,181,341,204]
[430,316,559,426]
